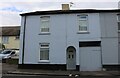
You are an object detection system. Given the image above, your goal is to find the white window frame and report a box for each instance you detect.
[40,16,50,33]
[2,36,9,44]
[77,14,89,33]
[39,43,50,62]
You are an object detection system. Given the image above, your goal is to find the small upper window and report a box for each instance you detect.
[78,15,88,32]
[40,16,50,33]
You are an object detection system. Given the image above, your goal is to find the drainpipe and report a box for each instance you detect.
[22,16,26,64]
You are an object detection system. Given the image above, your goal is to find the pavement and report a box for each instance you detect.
[2,63,120,77]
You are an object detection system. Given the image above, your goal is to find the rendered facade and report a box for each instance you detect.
[19,9,120,71]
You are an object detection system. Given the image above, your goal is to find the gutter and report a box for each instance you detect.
[20,9,120,16]
[22,16,26,64]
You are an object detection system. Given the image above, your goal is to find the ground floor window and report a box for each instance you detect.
[40,43,49,60]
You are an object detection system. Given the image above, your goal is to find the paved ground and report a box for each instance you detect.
[2,74,120,78]
[2,63,18,74]
[1,63,120,77]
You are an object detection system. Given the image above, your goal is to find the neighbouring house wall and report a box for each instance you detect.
[19,13,101,65]
[4,36,19,49]
[0,36,19,49]
[100,13,119,65]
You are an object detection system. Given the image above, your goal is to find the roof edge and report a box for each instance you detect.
[20,9,120,16]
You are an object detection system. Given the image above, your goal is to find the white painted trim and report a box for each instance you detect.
[39,32,50,35]
[38,60,50,63]
[77,31,89,34]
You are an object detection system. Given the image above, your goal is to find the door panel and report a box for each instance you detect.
[80,47,102,71]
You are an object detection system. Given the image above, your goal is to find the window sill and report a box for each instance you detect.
[38,60,50,63]
[38,32,50,35]
[77,31,89,34]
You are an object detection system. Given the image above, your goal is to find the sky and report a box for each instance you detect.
[0,0,120,27]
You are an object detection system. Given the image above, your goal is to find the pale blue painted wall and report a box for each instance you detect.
[100,13,119,64]
[19,13,101,65]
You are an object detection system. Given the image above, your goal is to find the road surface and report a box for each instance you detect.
[2,74,120,78]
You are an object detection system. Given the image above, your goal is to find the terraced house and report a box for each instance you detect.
[0,26,20,50]
[19,5,120,71]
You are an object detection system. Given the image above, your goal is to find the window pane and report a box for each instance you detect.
[2,37,9,44]
[79,26,87,31]
[41,28,49,32]
[79,20,87,26]
[41,21,49,28]
[40,48,49,60]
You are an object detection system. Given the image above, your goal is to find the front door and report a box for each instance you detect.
[66,46,76,70]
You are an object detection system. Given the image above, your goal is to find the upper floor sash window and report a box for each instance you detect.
[40,16,50,33]
[78,15,89,32]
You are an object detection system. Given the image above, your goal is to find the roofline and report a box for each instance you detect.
[0,35,19,36]
[20,9,120,16]
[0,26,20,28]
[0,26,20,36]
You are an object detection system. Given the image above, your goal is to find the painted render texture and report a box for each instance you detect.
[0,36,19,49]
[100,13,119,64]
[19,13,101,65]
[0,26,20,50]
[19,10,120,70]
